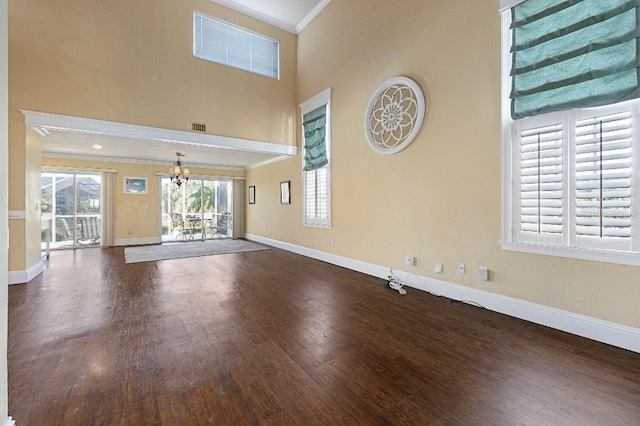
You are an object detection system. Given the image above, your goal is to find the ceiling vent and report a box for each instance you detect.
[191,122,206,133]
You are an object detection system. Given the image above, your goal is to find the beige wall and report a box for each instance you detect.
[42,157,244,242]
[25,128,41,268]
[246,0,640,329]
[9,0,296,271]
[1,0,9,420]
[9,0,297,143]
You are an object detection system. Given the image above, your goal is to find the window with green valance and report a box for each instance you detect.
[510,0,640,119]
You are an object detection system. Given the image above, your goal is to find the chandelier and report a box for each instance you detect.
[169,152,190,187]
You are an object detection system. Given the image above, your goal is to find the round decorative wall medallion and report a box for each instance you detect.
[364,76,426,155]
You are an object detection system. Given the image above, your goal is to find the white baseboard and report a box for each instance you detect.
[245,233,640,354]
[4,416,14,426]
[114,236,162,247]
[8,260,44,285]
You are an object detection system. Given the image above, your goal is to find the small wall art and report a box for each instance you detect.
[123,177,148,194]
[249,185,256,204]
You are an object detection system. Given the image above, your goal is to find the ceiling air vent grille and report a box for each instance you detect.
[191,122,206,133]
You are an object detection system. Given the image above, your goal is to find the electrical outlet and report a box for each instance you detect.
[435,263,443,274]
[406,255,415,266]
[478,266,489,281]
[458,262,465,274]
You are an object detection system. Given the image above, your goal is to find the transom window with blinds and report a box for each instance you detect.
[300,88,332,228]
[501,0,640,265]
[193,12,279,80]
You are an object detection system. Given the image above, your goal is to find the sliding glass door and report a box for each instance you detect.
[41,172,102,250]
[161,178,233,242]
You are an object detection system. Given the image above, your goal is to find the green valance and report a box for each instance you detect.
[303,105,328,172]
[511,0,640,119]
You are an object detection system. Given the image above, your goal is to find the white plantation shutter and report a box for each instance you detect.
[304,166,328,223]
[575,110,632,246]
[512,103,637,254]
[316,167,327,219]
[519,123,563,240]
[194,13,279,80]
[305,170,317,220]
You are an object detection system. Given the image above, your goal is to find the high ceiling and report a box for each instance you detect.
[210,0,329,33]
[38,1,330,171]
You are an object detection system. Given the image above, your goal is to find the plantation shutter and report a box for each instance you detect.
[575,111,632,238]
[304,168,328,221]
[316,168,328,219]
[305,170,317,220]
[302,106,328,172]
[520,123,564,234]
[510,0,640,119]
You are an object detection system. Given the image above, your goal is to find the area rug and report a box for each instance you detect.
[124,239,270,264]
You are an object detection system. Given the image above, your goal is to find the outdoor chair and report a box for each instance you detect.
[78,217,100,245]
[206,212,231,239]
[171,212,194,240]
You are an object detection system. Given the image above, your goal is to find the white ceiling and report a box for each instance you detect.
[36,1,330,171]
[42,132,286,171]
[210,0,329,33]
[27,111,297,172]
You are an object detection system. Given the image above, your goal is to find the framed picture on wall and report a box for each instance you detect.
[123,177,148,194]
[249,186,256,204]
[280,181,290,205]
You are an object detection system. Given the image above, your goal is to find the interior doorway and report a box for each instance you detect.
[160,178,233,242]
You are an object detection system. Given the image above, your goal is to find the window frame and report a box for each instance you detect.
[300,88,332,229]
[500,8,640,266]
[193,12,280,80]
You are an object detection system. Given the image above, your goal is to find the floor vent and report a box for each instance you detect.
[191,122,206,133]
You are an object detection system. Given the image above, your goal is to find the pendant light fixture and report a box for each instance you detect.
[169,152,190,187]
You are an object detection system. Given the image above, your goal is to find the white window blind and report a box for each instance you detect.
[519,123,563,236]
[575,111,632,240]
[194,12,279,80]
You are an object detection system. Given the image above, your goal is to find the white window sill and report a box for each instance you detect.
[501,241,640,267]
[303,222,332,229]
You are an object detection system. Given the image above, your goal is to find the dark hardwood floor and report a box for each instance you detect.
[8,245,640,425]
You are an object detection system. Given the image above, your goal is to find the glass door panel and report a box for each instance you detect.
[161,177,233,242]
[211,181,233,238]
[201,180,217,239]
[41,172,102,250]
[160,178,174,240]
[185,180,204,239]
[76,174,102,246]
[162,177,189,241]
[54,173,77,248]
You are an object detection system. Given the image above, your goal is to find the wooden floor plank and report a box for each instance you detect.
[7,246,640,425]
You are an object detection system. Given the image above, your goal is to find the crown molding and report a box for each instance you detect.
[296,0,331,33]
[209,0,331,34]
[209,0,297,33]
